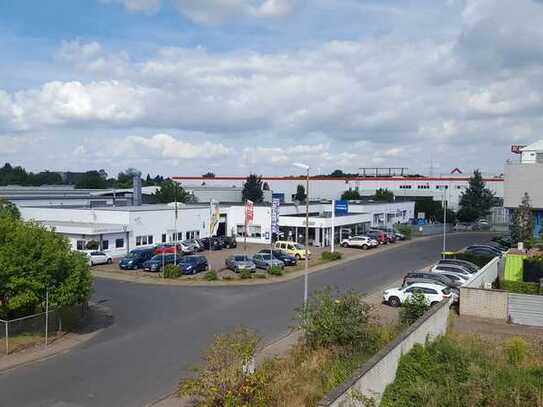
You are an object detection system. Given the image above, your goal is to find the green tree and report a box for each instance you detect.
[294,184,306,202]
[399,292,430,326]
[242,174,264,203]
[202,172,215,178]
[373,188,394,202]
[341,189,361,200]
[457,170,495,222]
[511,193,533,243]
[116,169,136,188]
[153,179,193,203]
[75,171,108,189]
[0,198,20,220]
[415,198,455,224]
[0,216,93,319]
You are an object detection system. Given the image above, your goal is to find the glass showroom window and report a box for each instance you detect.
[115,238,124,248]
[76,240,86,250]
[236,225,246,237]
[248,225,262,238]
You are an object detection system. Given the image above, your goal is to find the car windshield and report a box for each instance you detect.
[180,257,197,263]
[294,244,305,250]
[150,255,163,261]
[261,255,272,260]
[234,256,249,261]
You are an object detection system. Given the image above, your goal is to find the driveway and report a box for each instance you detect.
[0,233,492,407]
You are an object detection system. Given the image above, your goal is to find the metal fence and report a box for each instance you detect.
[0,303,88,355]
[508,293,543,327]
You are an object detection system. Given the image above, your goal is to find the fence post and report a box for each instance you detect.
[5,321,8,355]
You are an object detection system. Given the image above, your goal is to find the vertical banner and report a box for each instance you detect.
[245,200,254,225]
[209,200,220,236]
[271,198,280,234]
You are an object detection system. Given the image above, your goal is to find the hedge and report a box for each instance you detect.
[320,251,342,261]
[500,280,541,295]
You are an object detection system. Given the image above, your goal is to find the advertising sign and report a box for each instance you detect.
[271,198,280,234]
[272,192,285,204]
[334,200,349,215]
[209,200,220,235]
[245,200,254,225]
[511,145,526,154]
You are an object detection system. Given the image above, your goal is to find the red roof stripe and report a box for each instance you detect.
[172,176,503,182]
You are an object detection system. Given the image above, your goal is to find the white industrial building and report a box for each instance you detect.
[174,174,504,211]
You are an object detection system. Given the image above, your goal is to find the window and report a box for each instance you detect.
[101,240,109,250]
[162,234,167,243]
[423,288,438,294]
[115,238,124,248]
[136,235,153,246]
[186,230,200,240]
[247,225,262,238]
[399,185,412,189]
[76,240,86,250]
[236,225,246,237]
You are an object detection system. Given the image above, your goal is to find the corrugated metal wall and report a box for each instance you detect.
[508,293,543,326]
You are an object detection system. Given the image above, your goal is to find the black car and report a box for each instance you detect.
[437,258,480,274]
[464,246,501,257]
[119,248,155,270]
[403,271,460,289]
[465,245,503,256]
[218,236,237,249]
[257,249,297,266]
[177,255,208,275]
[142,254,180,272]
[199,237,222,251]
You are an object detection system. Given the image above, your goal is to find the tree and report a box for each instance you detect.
[511,193,533,243]
[0,216,93,319]
[0,198,20,220]
[341,189,361,200]
[399,292,430,326]
[373,188,394,202]
[75,171,108,189]
[153,179,194,203]
[414,198,455,224]
[242,174,264,203]
[202,172,215,178]
[457,170,495,222]
[330,169,346,177]
[262,182,270,191]
[294,184,306,202]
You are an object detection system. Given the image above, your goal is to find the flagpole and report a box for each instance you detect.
[174,181,178,266]
[244,199,247,253]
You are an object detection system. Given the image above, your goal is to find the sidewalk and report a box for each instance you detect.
[0,303,113,374]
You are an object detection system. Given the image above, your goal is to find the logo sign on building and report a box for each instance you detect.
[245,200,254,225]
[334,200,349,215]
[271,198,280,234]
[272,192,285,204]
[511,145,526,154]
[209,200,220,235]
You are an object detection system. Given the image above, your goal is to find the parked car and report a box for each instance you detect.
[383,282,454,307]
[465,245,504,256]
[437,258,479,274]
[464,247,500,257]
[274,241,311,260]
[366,230,387,244]
[473,219,491,230]
[403,271,461,289]
[431,264,473,277]
[199,237,222,251]
[485,241,509,252]
[177,255,208,275]
[454,222,475,231]
[433,271,470,286]
[393,230,406,241]
[143,254,180,272]
[183,239,204,252]
[225,255,257,272]
[119,248,155,270]
[340,235,378,249]
[179,241,196,255]
[257,249,297,266]
[218,236,237,249]
[491,235,512,248]
[252,253,284,271]
[87,251,112,266]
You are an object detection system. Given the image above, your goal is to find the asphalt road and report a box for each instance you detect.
[0,233,492,407]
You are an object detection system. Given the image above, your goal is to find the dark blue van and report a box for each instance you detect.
[119,248,155,270]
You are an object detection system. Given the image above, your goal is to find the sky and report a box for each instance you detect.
[1,0,543,178]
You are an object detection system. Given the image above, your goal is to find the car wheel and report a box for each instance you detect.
[388,296,401,307]
[107,258,112,264]
[431,301,439,307]
[295,254,301,260]
[342,242,349,248]
[362,244,368,250]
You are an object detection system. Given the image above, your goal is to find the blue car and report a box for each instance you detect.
[178,255,209,275]
[119,248,155,270]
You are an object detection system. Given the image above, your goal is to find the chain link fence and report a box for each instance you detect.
[0,303,88,355]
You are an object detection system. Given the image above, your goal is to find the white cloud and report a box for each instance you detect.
[0,136,27,154]
[99,0,161,14]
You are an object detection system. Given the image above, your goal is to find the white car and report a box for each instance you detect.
[87,251,112,266]
[341,236,378,249]
[383,282,453,307]
[431,264,472,277]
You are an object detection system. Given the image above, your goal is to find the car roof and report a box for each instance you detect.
[406,282,446,289]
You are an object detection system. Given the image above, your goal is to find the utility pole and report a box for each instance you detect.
[331,199,335,253]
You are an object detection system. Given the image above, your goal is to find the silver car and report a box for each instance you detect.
[225,255,257,273]
[252,253,284,271]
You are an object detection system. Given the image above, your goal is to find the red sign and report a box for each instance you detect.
[511,145,526,154]
[245,200,254,225]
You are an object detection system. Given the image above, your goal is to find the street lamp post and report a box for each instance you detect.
[293,162,310,307]
[440,186,447,258]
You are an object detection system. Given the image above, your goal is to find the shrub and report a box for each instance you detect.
[163,264,181,279]
[504,337,529,367]
[239,269,252,279]
[204,270,218,281]
[321,251,343,261]
[179,328,270,406]
[394,224,412,240]
[268,266,283,276]
[399,292,431,326]
[500,280,540,295]
[298,288,375,351]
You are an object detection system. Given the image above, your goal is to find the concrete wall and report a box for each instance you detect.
[466,256,500,289]
[459,287,508,320]
[504,162,543,208]
[318,300,451,407]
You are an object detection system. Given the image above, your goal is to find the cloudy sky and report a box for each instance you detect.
[1,0,542,178]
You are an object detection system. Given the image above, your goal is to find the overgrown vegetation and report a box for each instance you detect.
[0,216,93,319]
[0,198,20,220]
[268,266,283,276]
[399,292,430,327]
[204,270,218,281]
[500,280,541,295]
[239,269,252,279]
[381,335,543,407]
[320,251,342,261]
[510,192,534,244]
[163,264,182,279]
[394,224,412,240]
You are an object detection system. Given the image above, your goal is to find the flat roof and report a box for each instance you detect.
[173,175,504,182]
[24,203,207,212]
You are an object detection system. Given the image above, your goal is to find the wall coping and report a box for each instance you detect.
[317,299,451,406]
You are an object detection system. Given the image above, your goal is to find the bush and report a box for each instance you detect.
[268,266,283,276]
[163,264,181,279]
[321,251,343,261]
[500,280,540,295]
[239,269,252,279]
[179,328,270,406]
[504,337,529,367]
[399,292,430,326]
[298,288,376,351]
[204,270,218,281]
[394,224,412,240]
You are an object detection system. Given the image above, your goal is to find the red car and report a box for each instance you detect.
[367,230,387,244]
[154,244,180,255]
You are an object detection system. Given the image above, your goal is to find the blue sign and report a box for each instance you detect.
[334,200,349,215]
[271,198,280,234]
[272,192,285,203]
